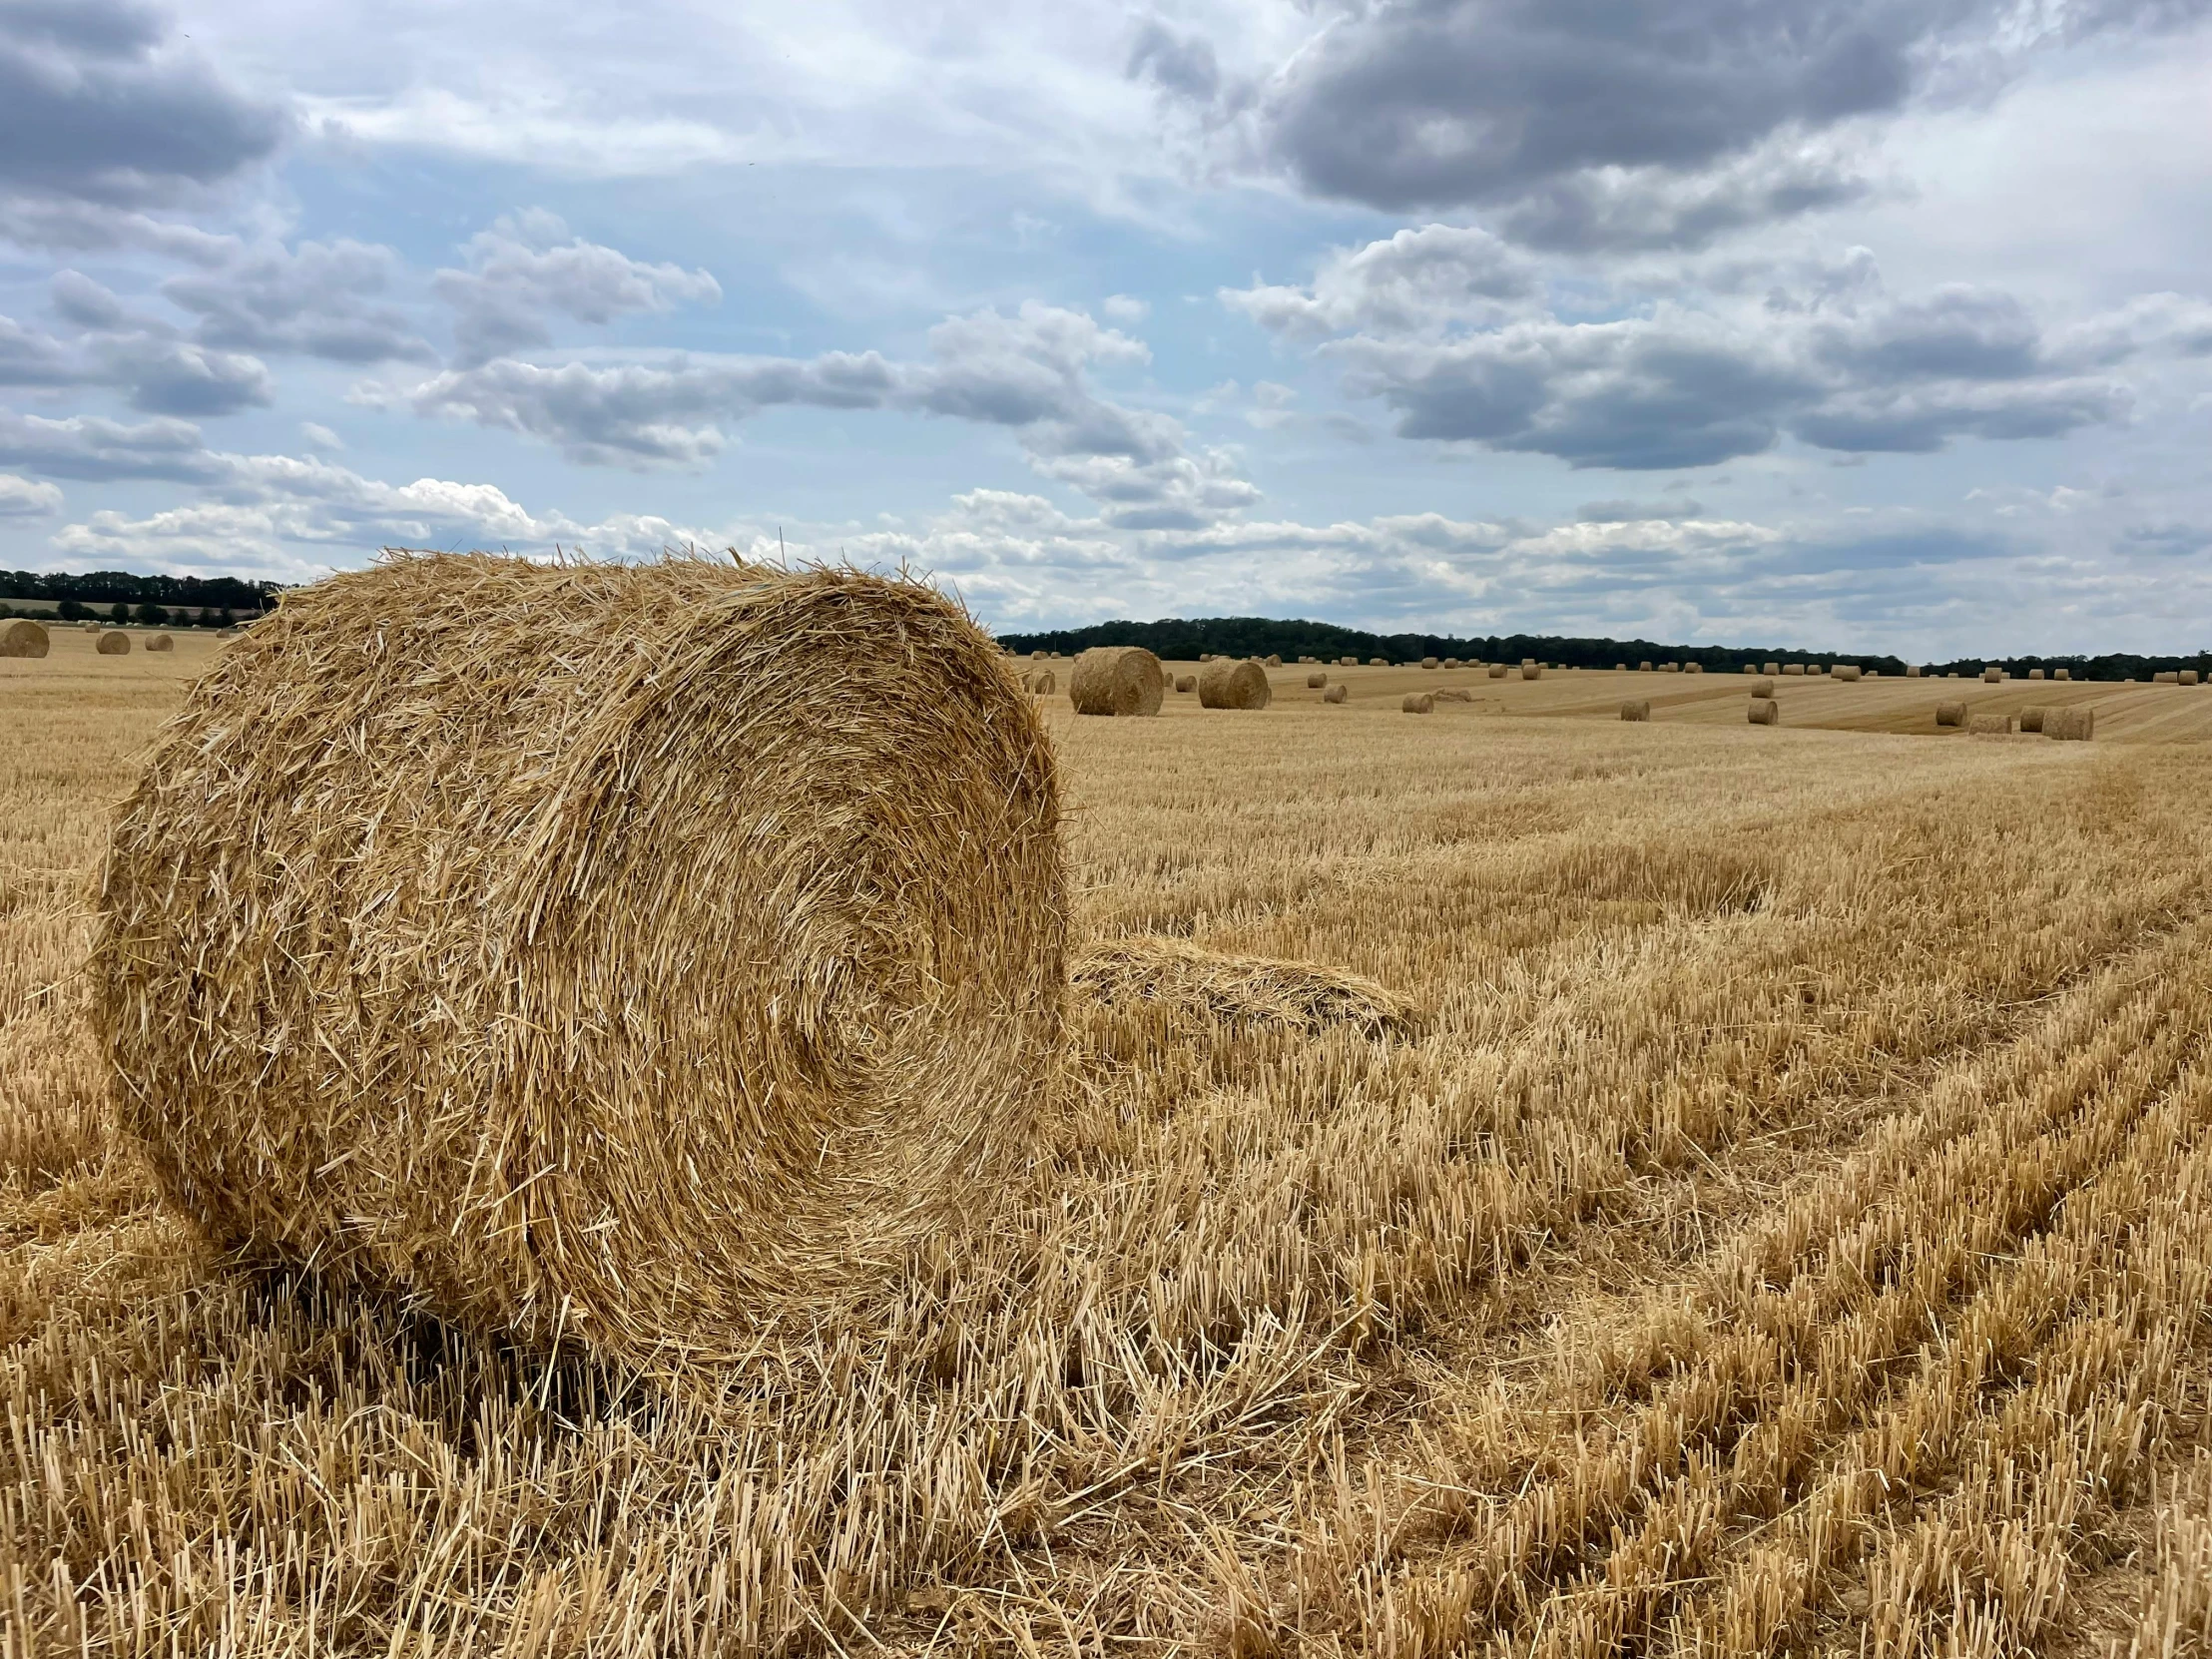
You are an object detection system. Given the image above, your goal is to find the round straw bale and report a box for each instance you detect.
[2048,705,2096,741]
[1487,663,1507,678]
[2027,668,2045,681]
[92,554,1066,1372]
[1967,712,2013,735]
[1265,653,1282,667]
[1068,645,1164,716]
[1521,663,1542,680]
[2054,668,2070,681]
[1619,663,1631,671]
[1030,648,1045,660]
[1749,678,1775,696]
[1620,699,1650,722]
[2185,670,2201,686]
[1906,665,1923,677]
[1833,664,1861,682]
[1401,692,1433,714]
[1748,698,1778,725]
[1637,660,1652,671]
[1020,671,1034,691]
[1307,671,1328,689]
[1175,674,1197,693]
[1684,662,1703,674]
[145,633,175,653]
[96,630,131,655]
[1441,657,1459,668]
[1199,652,1214,663]
[1762,662,1778,675]
[1368,656,1386,667]
[0,618,49,658]
[1420,656,1438,669]
[1982,667,2002,683]
[1033,669,1056,695]
[1339,656,1358,667]
[1322,683,1349,704]
[82,620,101,632]
[1661,662,1680,673]
[2018,706,2046,732]
[1936,701,1966,727]
[1198,657,1272,710]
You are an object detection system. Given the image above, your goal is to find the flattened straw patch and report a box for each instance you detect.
[1070,935,1417,1038]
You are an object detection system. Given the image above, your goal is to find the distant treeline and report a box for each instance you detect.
[0,569,281,627]
[995,616,2212,683]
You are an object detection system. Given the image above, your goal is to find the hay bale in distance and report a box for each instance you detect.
[1441,657,1459,668]
[96,630,131,655]
[1907,666,1923,677]
[1420,656,1438,669]
[1488,664,1507,678]
[0,618,49,658]
[1401,692,1433,714]
[1198,657,1272,710]
[1637,660,1652,671]
[1750,678,1775,696]
[1030,649,1046,660]
[2018,706,2046,733]
[1967,712,2013,735]
[1322,683,1349,704]
[1175,674,1197,693]
[1748,698,1779,725]
[2185,670,2202,686]
[1762,662,1779,675]
[1684,662,1703,675]
[2054,668,2071,681]
[1265,653,1282,667]
[1368,656,1386,667]
[1068,645,1164,717]
[1307,671,1328,689]
[1032,669,1056,696]
[1982,667,2002,683]
[2027,668,2045,681]
[2047,706,2095,741]
[1339,655,1358,667]
[91,553,1065,1376]
[1620,699,1650,722]
[1521,663,1542,680]
[145,634,175,653]
[1661,662,1681,673]
[1782,663,1805,676]
[1833,665,1862,682]
[1936,701,1967,727]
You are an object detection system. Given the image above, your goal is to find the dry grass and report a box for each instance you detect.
[7,624,2212,1655]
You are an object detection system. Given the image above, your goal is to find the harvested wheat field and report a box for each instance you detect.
[7,605,2212,1657]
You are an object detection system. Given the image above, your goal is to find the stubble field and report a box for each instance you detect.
[6,633,2212,1656]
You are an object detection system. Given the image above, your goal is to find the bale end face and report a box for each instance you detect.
[145,634,175,653]
[1322,684,1349,704]
[1620,699,1651,722]
[1748,698,1779,725]
[1175,674,1197,693]
[1031,669,1056,696]
[1069,645,1165,717]
[1401,692,1433,714]
[1935,701,1967,727]
[1197,657,1272,711]
[0,617,50,658]
[92,554,1068,1378]
[2047,706,2096,741]
[96,630,131,655]
[2019,707,2047,732]
[1307,672,1328,689]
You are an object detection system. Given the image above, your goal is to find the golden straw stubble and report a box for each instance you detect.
[1068,645,1164,716]
[91,552,1067,1377]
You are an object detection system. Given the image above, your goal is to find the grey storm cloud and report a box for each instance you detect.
[1235,244,2206,468]
[162,240,438,364]
[0,274,272,415]
[433,211,723,368]
[1139,0,2212,247]
[0,0,286,203]
[409,301,1258,527]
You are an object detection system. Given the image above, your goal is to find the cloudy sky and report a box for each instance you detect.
[2,0,2210,652]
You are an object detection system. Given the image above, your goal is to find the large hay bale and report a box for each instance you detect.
[1069,645,1164,717]
[1175,674,1197,693]
[96,630,131,655]
[1198,657,1272,710]
[1833,664,1862,682]
[1488,663,1507,678]
[1401,692,1433,714]
[0,618,49,658]
[91,554,1066,1372]
[1307,671,1328,689]
[146,634,175,653]
[1620,699,1650,722]
[2018,706,2046,733]
[1936,701,1967,727]
[1521,664,1542,680]
[1750,678,1775,697]
[1982,667,2002,683]
[1782,663,1804,676]
[1322,684,1349,704]
[1967,712,2013,735]
[1748,698,1779,725]
[2047,706,2095,741]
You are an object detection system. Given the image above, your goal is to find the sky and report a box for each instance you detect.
[1,0,2210,654]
